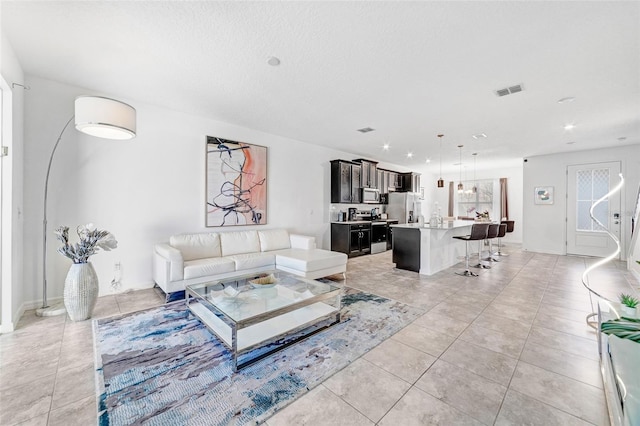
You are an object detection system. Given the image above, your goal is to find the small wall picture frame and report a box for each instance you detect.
[534,186,554,205]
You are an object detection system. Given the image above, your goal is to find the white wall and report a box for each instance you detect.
[1,31,25,331]
[522,145,640,255]
[427,167,524,244]
[22,76,405,305]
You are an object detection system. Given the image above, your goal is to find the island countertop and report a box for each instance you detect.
[391,221,475,275]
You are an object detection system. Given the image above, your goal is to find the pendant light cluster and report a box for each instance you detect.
[437,134,444,188]
[435,136,480,193]
[457,145,464,193]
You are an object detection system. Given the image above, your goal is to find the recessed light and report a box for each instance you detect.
[382,143,390,151]
[472,133,487,139]
[557,97,576,104]
[425,157,431,164]
[564,123,576,131]
[407,152,413,158]
[357,127,375,133]
[267,56,281,66]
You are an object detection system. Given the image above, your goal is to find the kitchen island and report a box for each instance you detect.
[390,221,474,275]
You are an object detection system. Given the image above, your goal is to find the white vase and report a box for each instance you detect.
[64,262,99,321]
[621,305,637,317]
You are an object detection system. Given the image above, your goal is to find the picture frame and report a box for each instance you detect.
[534,186,554,205]
[206,136,267,226]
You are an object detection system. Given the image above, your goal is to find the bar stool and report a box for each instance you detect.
[453,223,490,277]
[503,220,515,233]
[501,220,515,254]
[481,223,500,263]
[494,223,508,256]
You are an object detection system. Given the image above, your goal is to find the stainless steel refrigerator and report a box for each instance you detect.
[386,192,421,224]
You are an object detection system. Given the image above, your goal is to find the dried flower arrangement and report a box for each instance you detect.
[55,223,117,264]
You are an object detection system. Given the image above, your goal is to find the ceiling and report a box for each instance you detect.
[2,1,639,173]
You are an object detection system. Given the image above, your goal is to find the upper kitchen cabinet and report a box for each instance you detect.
[378,168,397,193]
[399,172,421,193]
[331,160,362,203]
[377,169,387,193]
[388,171,402,191]
[353,159,378,188]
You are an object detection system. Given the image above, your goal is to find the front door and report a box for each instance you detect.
[566,161,622,258]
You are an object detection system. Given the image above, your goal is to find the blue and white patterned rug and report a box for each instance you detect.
[93,287,423,426]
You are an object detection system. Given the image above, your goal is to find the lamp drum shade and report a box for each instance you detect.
[74,96,136,140]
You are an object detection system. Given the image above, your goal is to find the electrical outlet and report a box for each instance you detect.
[111,261,122,293]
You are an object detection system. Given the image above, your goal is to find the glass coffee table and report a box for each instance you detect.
[186,270,342,371]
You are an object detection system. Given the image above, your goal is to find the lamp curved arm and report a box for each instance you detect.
[41,115,74,309]
[581,173,624,309]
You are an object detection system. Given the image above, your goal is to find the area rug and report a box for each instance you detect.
[93,287,423,426]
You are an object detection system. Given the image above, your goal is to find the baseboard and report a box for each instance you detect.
[1,301,26,333]
[0,320,14,333]
[22,296,63,311]
[3,282,157,332]
[103,280,156,296]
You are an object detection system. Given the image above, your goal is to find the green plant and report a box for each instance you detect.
[619,293,639,308]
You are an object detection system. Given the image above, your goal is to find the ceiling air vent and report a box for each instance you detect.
[356,127,375,133]
[495,84,524,97]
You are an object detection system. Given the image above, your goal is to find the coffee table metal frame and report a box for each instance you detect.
[186,271,342,371]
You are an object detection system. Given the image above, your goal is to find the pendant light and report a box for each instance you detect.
[472,152,478,194]
[457,145,464,193]
[437,134,444,188]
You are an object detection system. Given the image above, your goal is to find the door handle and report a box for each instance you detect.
[614,221,620,224]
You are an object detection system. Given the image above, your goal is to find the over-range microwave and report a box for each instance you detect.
[361,187,380,203]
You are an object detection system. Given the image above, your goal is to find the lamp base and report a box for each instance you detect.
[36,302,66,317]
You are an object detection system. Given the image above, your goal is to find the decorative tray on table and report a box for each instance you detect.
[249,273,278,289]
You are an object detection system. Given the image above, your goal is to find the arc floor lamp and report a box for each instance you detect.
[36,96,136,317]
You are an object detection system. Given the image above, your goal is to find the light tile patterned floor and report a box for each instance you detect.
[1,248,637,425]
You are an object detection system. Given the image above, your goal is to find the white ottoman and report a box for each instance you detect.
[275,249,348,280]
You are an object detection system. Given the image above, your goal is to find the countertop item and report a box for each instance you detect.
[390,220,475,230]
[331,219,400,225]
[331,220,372,225]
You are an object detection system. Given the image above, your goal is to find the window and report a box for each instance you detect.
[576,168,609,232]
[456,179,499,219]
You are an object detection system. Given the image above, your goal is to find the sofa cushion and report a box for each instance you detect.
[183,257,235,280]
[258,229,291,252]
[275,249,347,272]
[169,233,221,261]
[220,231,261,256]
[226,252,275,270]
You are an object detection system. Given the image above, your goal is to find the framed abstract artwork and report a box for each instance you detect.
[206,136,267,226]
[534,186,554,205]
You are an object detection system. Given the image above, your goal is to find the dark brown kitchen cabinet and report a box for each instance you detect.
[399,172,421,192]
[377,169,386,193]
[385,170,393,192]
[387,220,398,250]
[388,171,401,191]
[351,165,361,202]
[331,222,371,257]
[331,160,361,203]
[353,159,378,188]
[392,226,420,272]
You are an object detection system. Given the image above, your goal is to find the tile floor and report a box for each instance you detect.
[1,247,638,425]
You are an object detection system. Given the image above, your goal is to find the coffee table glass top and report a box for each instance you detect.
[187,271,340,323]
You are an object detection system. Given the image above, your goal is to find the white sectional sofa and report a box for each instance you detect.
[153,229,347,296]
